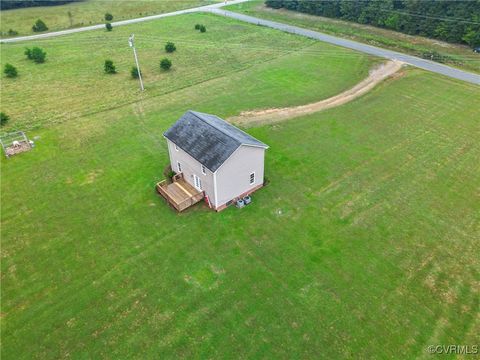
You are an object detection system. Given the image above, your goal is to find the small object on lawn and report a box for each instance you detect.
[0,131,33,158]
[236,199,245,208]
[243,195,252,205]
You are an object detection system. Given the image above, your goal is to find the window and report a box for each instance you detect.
[194,174,202,190]
[201,164,206,175]
[174,144,179,151]
[249,172,255,185]
[177,161,182,172]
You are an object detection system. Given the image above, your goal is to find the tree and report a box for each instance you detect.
[105,22,112,31]
[194,24,201,30]
[4,63,18,78]
[32,19,48,32]
[265,0,480,47]
[8,29,18,36]
[131,66,140,79]
[104,60,116,74]
[31,47,46,63]
[463,28,480,48]
[0,112,9,127]
[199,25,206,33]
[1,0,82,10]
[160,58,172,71]
[105,13,113,21]
[165,41,176,53]
[265,0,283,9]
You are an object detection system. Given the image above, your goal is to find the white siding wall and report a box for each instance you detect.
[215,145,265,208]
[166,139,216,205]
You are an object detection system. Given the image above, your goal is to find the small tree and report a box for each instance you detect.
[8,29,18,36]
[194,24,201,30]
[199,25,206,33]
[4,63,18,78]
[0,112,9,127]
[32,19,48,32]
[31,47,47,63]
[24,47,33,60]
[160,58,172,71]
[105,23,113,31]
[131,66,140,79]
[104,60,116,74]
[463,29,480,49]
[165,41,176,53]
[105,13,113,21]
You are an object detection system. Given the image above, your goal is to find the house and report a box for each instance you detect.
[159,111,269,211]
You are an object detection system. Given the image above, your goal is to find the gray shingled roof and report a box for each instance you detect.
[164,111,268,172]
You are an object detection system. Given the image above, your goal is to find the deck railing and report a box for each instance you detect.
[155,173,204,212]
[176,192,204,211]
[156,180,169,199]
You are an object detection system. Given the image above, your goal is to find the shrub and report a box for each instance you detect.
[104,13,113,21]
[131,66,140,79]
[4,63,18,78]
[194,24,201,30]
[160,58,172,71]
[199,25,206,33]
[25,47,47,63]
[167,170,176,179]
[104,60,116,74]
[8,29,18,36]
[421,51,448,64]
[24,47,33,59]
[32,19,48,32]
[105,22,112,31]
[31,47,47,63]
[165,41,176,53]
[163,165,174,180]
[0,112,9,127]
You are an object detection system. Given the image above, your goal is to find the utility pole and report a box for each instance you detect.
[128,34,144,91]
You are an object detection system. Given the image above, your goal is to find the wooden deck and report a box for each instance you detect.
[156,173,204,212]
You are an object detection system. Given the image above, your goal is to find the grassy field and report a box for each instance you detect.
[226,0,480,74]
[0,0,218,37]
[0,13,373,130]
[1,10,480,360]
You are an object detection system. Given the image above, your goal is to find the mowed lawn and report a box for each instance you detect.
[1,12,480,360]
[0,0,218,36]
[0,13,373,130]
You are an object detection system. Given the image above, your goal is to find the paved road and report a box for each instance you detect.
[0,0,249,43]
[2,0,478,85]
[208,8,480,85]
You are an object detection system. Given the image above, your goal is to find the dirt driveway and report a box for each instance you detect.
[229,60,405,126]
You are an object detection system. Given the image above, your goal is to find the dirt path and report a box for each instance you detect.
[229,60,405,126]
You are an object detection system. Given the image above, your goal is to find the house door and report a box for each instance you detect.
[193,174,202,190]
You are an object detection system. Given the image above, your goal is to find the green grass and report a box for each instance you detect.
[226,0,480,74]
[1,11,480,360]
[0,0,218,37]
[0,13,373,130]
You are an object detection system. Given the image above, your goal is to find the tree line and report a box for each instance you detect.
[265,0,480,48]
[1,0,83,10]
